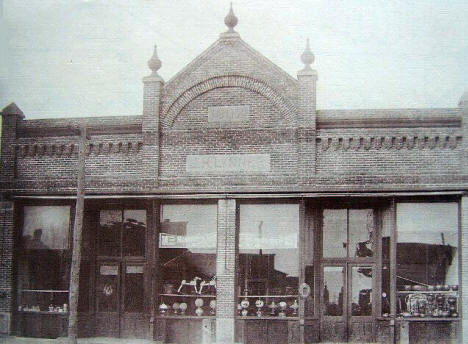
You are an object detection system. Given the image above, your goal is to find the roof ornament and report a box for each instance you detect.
[147,44,162,75]
[301,38,315,70]
[224,2,238,32]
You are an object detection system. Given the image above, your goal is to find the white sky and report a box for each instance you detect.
[1,0,467,119]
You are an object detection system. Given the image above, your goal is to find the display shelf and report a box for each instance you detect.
[156,315,215,319]
[18,311,68,315]
[237,295,298,298]
[397,291,458,294]
[396,317,460,322]
[236,316,299,321]
[160,293,215,298]
[19,289,69,293]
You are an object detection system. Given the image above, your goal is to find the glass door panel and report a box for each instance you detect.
[96,263,120,337]
[348,265,375,342]
[323,266,345,316]
[350,266,373,316]
[322,210,347,258]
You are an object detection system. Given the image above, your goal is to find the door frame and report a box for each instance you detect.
[316,204,380,343]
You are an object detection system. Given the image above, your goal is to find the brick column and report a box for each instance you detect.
[216,199,237,344]
[0,201,14,334]
[297,39,318,183]
[461,196,468,344]
[141,45,164,186]
[1,103,24,182]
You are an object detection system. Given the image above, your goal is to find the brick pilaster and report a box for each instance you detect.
[461,196,468,344]
[0,201,14,334]
[297,40,318,183]
[141,45,164,186]
[216,199,237,344]
[1,103,24,183]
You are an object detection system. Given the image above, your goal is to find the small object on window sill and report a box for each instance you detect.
[195,298,204,316]
[179,302,187,315]
[209,300,216,315]
[290,299,299,315]
[159,302,168,315]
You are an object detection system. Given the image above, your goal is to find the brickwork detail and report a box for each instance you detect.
[15,141,143,157]
[0,202,14,315]
[461,197,468,344]
[161,75,297,129]
[317,135,462,151]
[215,199,236,343]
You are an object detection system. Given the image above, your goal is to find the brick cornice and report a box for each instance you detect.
[317,135,462,151]
[161,75,298,129]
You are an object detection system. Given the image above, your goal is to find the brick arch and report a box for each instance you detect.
[161,75,297,128]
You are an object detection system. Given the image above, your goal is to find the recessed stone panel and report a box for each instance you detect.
[207,105,250,123]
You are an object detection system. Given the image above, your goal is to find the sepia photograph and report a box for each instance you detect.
[0,0,467,343]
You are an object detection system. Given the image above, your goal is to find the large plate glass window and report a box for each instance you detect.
[396,202,459,318]
[17,206,71,313]
[159,204,217,316]
[238,203,299,318]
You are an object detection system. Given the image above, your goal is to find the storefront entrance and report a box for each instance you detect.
[321,263,375,342]
[95,261,148,338]
[317,207,378,343]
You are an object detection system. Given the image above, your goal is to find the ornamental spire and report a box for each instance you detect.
[147,44,162,75]
[301,38,315,70]
[224,2,238,32]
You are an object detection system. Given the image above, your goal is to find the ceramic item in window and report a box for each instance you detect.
[195,298,204,316]
[255,299,264,317]
[172,302,180,314]
[269,301,277,316]
[209,300,216,315]
[159,302,168,315]
[290,299,299,315]
[179,302,187,315]
[278,301,288,317]
[240,298,249,316]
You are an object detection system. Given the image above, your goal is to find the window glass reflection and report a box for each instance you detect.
[349,209,374,258]
[123,210,146,256]
[239,204,299,296]
[159,204,217,315]
[397,203,458,288]
[351,266,373,316]
[323,266,344,316]
[98,210,121,256]
[323,209,347,258]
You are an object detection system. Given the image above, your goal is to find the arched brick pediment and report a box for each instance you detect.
[161,75,297,129]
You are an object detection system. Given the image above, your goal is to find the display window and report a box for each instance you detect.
[237,203,300,318]
[17,205,72,313]
[158,204,217,317]
[396,202,459,318]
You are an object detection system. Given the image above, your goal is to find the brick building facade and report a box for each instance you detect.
[1,7,467,344]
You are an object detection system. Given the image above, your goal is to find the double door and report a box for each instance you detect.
[321,263,375,342]
[95,260,149,338]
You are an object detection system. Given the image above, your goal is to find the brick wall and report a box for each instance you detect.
[0,201,14,334]
[316,127,463,176]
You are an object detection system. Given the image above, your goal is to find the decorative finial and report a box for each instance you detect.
[147,44,162,74]
[224,2,238,32]
[301,38,315,70]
